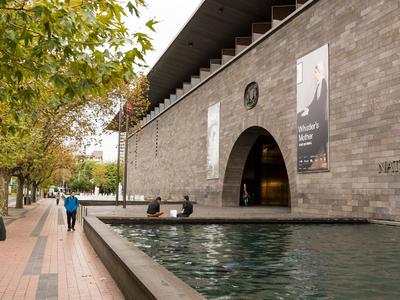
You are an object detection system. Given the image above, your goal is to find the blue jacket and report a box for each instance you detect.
[64,196,79,213]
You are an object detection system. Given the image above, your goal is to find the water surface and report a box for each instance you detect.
[110,223,400,299]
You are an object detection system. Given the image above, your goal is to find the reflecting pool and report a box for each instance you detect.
[110,223,400,299]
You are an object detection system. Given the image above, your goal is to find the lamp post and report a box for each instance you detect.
[115,100,122,206]
[123,101,130,209]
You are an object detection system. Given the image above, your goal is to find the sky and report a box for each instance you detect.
[86,0,204,162]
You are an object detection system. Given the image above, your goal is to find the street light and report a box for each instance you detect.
[123,100,130,209]
[116,97,130,209]
[115,100,122,206]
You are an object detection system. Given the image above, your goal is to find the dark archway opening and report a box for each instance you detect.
[239,135,290,206]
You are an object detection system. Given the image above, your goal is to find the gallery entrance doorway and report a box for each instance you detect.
[222,126,290,207]
[240,135,289,206]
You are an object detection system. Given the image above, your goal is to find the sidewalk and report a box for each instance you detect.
[0,198,123,300]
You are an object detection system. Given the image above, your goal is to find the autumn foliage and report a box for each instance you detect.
[0,0,155,215]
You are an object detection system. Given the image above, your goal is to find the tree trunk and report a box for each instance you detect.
[0,172,9,216]
[16,176,24,209]
[26,183,31,205]
[32,182,38,203]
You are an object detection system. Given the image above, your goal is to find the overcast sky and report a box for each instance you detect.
[87,0,203,161]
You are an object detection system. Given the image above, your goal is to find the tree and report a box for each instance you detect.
[0,0,155,116]
[0,0,156,215]
[28,145,76,203]
[107,74,150,133]
[92,163,107,191]
[69,177,94,193]
[92,162,122,194]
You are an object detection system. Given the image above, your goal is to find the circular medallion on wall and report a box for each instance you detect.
[244,82,259,110]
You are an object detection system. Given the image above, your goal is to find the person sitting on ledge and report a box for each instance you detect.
[147,197,164,217]
[177,195,193,217]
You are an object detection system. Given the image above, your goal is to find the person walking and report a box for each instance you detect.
[64,191,79,231]
[56,191,61,205]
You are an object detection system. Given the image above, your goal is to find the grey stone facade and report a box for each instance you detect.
[127,0,400,220]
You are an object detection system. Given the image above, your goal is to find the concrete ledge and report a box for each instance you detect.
[370,219,400,227]
[83,216,205,300]
[99,216,370,225]
[79,200,196,206]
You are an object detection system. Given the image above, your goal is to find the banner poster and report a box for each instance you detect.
[207,102,220,179]
[297,44,329,173]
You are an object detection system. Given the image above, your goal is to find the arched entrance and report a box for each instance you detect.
[222,126,290,207]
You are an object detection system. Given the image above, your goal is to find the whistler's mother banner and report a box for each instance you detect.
[297,44,329,173]
[207,102,220,179]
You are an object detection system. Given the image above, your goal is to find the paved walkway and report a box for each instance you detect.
[0,198,123,300]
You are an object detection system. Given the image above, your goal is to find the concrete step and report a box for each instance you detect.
[159,103,165,112]
[200,68,210,81]
[252,22,271,42]
[164,98,171,108]
[221,48,235,64]
[170,94,177,102]
[235,37,252,54]
[272,5,296,27]
[183,82,192,94]
[210,59,222,73]
[296,0,307,9]
[191,75,201,87]
[176,88,184,98]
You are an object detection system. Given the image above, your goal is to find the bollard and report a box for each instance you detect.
[0,215,6,241]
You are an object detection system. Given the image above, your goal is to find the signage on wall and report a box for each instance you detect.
[379,160,400,174]
[207,102,220,179]
[244,82,259,110]
[296,44,329,173]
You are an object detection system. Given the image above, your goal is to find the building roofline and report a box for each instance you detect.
[129,0,319,140]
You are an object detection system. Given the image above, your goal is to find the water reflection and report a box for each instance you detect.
[110,224,400,300]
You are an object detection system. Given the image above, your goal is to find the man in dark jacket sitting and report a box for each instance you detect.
[177,195,193,217]
[147,197,164,217]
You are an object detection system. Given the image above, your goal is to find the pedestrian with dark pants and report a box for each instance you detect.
[147,197,164,217]
[64,191,79,231]
[177,195,193,217]
[0,214,6,241]
[56,191,60,205]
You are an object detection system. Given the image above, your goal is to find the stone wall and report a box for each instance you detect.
[127,0,400,220]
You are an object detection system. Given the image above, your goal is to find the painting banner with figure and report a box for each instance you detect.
[207,102,220,179]
[297,44,329,173]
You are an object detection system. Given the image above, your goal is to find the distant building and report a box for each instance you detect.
[80,151,104,162]
[90,151,103,161]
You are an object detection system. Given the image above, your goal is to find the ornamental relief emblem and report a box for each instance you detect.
[244,82,259,110]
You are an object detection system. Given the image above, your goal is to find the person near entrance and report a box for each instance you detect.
[147,197,164,217]
[64,191,79,231]
[242,184,250,206]
[177,195,193,217]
